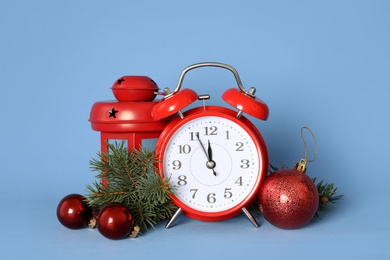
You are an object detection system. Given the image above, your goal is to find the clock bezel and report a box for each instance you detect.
[155,106,268,222]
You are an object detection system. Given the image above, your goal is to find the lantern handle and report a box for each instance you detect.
[169,62,255,98]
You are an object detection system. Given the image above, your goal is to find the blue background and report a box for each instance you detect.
[1,0,389,259]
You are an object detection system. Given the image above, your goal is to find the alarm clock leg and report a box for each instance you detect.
[241,207,260,228]
[165,208,182,229]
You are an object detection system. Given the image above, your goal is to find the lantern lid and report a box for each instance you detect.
[111,76,159,102]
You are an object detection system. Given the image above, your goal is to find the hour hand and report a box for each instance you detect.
[196,133,217,176]
[208,140,213,161]
[207,140,217,176]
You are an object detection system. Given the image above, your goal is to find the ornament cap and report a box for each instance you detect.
[294,159,307,173]
[88,217,97,229]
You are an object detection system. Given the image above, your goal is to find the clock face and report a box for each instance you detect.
[157,107,267,221]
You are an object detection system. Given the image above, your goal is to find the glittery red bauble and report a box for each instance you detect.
[97,202,134,240]
[258,169,319,229]
[57,194,92,229]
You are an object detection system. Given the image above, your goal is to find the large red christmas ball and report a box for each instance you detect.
[97,202,134,240]
[258,169,319,229]
[57,194,92,229]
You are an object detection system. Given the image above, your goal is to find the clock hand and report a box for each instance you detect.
[207,140,217,176]
[196,133,209,160]
[207,140,213,161]
[196,133,217,176]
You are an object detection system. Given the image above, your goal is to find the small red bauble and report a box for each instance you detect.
[97,202,134,240]
[57,194,92,229]
[258,168,319,229]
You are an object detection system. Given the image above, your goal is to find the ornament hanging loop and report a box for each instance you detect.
[294,126,318,173]
[301,126,317,163]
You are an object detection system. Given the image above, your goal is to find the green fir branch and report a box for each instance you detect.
[86,141,177,232]
[313,177,344,219]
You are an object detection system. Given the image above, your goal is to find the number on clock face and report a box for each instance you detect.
[163,115,261,213]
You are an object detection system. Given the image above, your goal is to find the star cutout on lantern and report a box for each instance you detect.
[108,108,119,118]
[116,78,125,85]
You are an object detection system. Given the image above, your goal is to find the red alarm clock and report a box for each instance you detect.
[152,62,269,228]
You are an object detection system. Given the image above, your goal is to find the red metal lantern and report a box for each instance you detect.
[89,76,172,185]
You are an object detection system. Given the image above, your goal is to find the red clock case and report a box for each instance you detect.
[155,106,269,222]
